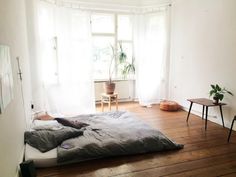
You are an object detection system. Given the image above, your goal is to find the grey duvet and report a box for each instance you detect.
[56,111,183,164]
[25,111,183,165]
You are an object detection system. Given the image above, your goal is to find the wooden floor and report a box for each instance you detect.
[37,102,236,177]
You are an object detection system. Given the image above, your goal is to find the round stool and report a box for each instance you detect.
[160,100,180,111]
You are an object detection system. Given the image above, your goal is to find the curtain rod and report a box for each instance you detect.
[40,0,171,14]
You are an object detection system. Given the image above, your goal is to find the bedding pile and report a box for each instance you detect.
[25,111,183,165]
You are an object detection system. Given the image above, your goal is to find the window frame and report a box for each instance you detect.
[91,12,134,81]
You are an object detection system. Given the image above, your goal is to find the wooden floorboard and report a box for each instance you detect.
[37,102,236,177]
[113,153,236,177]
[221,172,236,177]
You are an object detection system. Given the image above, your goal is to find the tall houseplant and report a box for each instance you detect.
[104,45,117,94]
[104,43,135,94]
[209,84,233,104]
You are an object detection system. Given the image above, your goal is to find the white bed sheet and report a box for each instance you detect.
[25,143,58,168]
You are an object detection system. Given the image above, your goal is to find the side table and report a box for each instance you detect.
[186,98,226,130]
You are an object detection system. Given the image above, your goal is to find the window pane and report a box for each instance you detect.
[91,14,115,33]
[92,36,115,80]
[70,13,90,40]
[118,15,132,40]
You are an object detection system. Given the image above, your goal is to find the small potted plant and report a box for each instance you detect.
[209,84,233,104]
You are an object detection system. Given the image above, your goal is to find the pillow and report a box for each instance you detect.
[55,118,89,129]
[31,120,62,130]
[36,114,54,120]
[25,127,83,152]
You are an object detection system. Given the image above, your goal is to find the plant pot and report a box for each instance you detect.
[213,96,219,104]
[104,82,115,94]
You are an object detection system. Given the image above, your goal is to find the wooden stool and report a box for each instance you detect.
[101,93,118,112]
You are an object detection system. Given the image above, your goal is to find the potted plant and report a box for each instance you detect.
[104,43,135,94]
[104,45,116,94]
[209,84,233,104]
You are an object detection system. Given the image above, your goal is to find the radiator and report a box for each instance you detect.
[94,80,135,102]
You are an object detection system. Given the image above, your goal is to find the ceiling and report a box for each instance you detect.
[68,0,171,7]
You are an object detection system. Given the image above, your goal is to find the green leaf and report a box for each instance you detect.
[216,84,221,91]
[227,91,233,96]
[131,65,135,73]
[209,90,215,96]
[218,94,224,101]
[119,52,127,63]
[211,84,216,90]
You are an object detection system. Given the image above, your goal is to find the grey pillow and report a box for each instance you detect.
[55,118,89,129]
[25,127,83,152]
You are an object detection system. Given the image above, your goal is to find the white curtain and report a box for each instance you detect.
[134,8,170,107]
[36,1,95,116]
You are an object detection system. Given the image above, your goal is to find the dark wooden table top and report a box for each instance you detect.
[187,98,226,107]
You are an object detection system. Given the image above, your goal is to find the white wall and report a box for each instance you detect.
[169,0,236,128]
[0,0,32,177]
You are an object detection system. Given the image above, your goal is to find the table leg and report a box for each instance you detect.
[228,117,236,142]
[205,106,208,130]
[202,106,205,120]
[109,97,111,111]
[219,105,225,128]
[116,96,118,111]
[101,97,104,112]
[186,102,193,122]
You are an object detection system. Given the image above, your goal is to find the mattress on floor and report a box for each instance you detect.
[25,143,57,167]
[25,111,183,167]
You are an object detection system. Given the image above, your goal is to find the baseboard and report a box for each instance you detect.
[15,144,25,177]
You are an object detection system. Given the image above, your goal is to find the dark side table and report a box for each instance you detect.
[186,98,226,130]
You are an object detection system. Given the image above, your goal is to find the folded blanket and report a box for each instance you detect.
[25,127,83,152]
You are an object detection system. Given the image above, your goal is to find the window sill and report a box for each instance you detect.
[94,78,135,83]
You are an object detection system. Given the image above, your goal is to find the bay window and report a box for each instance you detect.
[91,13,134,80]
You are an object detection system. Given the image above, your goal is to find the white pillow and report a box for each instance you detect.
[31,120,63,130]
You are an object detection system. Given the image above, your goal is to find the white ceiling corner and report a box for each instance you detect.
[66,0,171,7]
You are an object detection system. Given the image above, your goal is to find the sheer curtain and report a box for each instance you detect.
[37,1,95,116]
[134,8,170,107]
